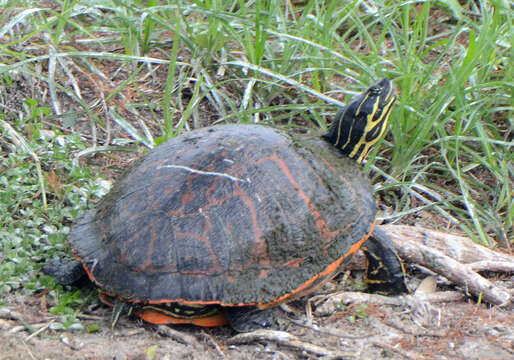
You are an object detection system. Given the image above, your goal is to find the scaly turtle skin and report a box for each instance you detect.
[44,78,406,331]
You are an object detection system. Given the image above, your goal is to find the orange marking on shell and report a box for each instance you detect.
[141,217,160,269]
[283,258,305,268]
[262,154,341,242]
[259,269,270,279]
[257,218,377,309]
[320,155,337,172]
[234,185,271,268]
[182,191,195,203]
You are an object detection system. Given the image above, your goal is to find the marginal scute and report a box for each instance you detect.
[68,124,376,305]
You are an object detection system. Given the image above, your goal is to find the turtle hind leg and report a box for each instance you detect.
[224,306,278,332]
[42,258,87,286]
[362,226,408,295]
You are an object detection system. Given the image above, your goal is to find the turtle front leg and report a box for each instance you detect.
[362,226,408,295]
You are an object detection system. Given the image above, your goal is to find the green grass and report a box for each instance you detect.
[0,0,512,324]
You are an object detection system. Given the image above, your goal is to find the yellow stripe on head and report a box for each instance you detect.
[323,79,397,163]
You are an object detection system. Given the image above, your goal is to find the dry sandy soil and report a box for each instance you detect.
[1,278,513,360]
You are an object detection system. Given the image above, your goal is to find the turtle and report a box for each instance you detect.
[43,78,407,332]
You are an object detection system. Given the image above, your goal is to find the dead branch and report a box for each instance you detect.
[120,328,146,337]
[370,340,422,360]
[314,291,465,316]
[380,225,512,306]
[156,325,199,346]
[467,260,514,273]
[21,341,37,360]
[289,319,372,339]
[59,335,82,351]
[25,319,56,341]
[198,331,226,358]
[228,329,350,359]
[377,313,448,338]
[397,240,510,305]
[381,225,514,264]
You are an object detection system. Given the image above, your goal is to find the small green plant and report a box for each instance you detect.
[0,113,104,308]
[348,304,369,324]
[44,283,98,330]
[87,323,101,333]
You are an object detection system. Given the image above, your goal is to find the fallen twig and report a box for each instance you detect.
[377,314,448,337]
[228,329,350,358]
[289,319,372,339]
[381,225,514,264]
[21,341,37,360]
[76,313,105,321]
[199,331,225,358]
[123,328,146,336]
[0,308,23,321]
[411,291,465,303]
[370,340,423,360]
[60,335,82,350]
[9,321,61,334]
[467,260,514,273]
[25,319,56,341]
[380,225,512,306]
[314,291,465,316]
[156,325,199,346]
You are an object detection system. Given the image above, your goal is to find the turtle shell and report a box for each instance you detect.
[69,124,377,307]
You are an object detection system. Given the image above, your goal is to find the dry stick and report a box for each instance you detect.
[25,319,56,341]
[314,291,464,316]
[76,314,104,321]
[370,340,421,360]
[123,328,146,336]
[156,325,199,346]
[198,331,226,358]
[21,341,37,360]
[314,292,401,313]
[60,335,81,351]
[289,319,372,339]
[2,309,37,334]
[467,261,514,273]
[228,330,350,359]
[380,225,512,306]
[381,225,514,264]
[401,241,509,305]
[408,291,465,303]
[376,313,448,338]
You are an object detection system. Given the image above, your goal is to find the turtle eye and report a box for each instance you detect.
[368,85,382,95]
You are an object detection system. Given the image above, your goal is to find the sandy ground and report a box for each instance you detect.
[1,284,513,360]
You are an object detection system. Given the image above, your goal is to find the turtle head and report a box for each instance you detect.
[322,78,396,163]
